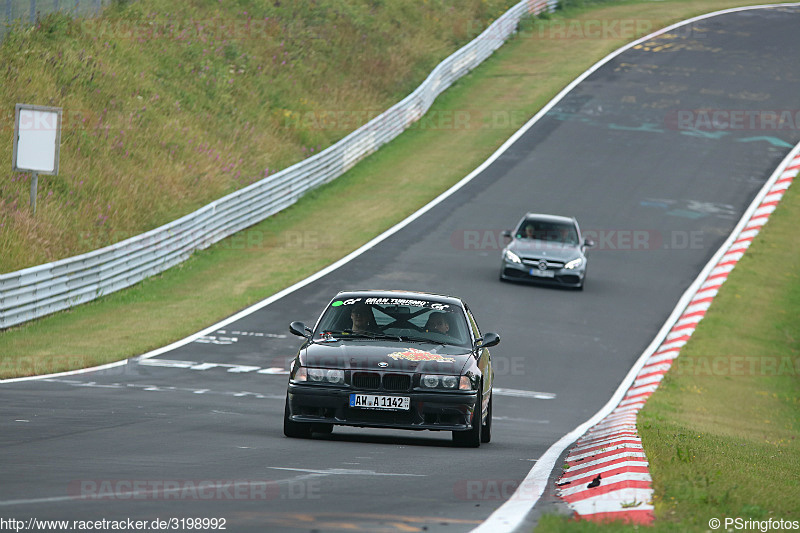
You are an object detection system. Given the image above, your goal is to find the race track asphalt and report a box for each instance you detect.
[2,6,799,532]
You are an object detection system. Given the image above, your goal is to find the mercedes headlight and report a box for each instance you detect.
[564,257,583,269]
[504,250,522,264]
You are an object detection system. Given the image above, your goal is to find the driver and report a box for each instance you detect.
[350,302,379,334]
[523,224,537,239]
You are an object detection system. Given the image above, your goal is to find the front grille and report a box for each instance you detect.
[521,257,565,269]
[503,268,527,278]
[351,371,412,391]
[382,373,411,392]
[352,372,381,390]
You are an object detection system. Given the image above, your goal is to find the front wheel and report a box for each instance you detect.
[481,392,492,443]
[453,388,482,448]
[283,395,312,438]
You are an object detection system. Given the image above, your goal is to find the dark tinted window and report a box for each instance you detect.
[315,297,470,347]
[516,219,578,245]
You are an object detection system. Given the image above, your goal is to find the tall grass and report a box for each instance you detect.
[0,0,515,273]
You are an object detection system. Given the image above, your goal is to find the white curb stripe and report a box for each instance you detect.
[559,473,652,498]
[568,489,655,515]
[567,444,644,463]
[571,437,644,453]
[566,450,648,469]
[559,459,652,481]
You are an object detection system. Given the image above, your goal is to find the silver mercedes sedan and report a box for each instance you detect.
[499,213,594,290]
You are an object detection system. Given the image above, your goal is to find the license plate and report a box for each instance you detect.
[349,394,410,410]
[530,268,554,278]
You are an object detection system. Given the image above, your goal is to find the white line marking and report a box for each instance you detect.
[137,358,288,374]
[492,416,549,425]
[41,378,284,400]
[493,388,556,399]
[0,359,129,384]
[268,467,425,477]
[0,480,287,508]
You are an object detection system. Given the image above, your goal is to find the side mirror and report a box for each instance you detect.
[289,321,312,339]
[502,230,512,242]
[477,332,500,349]
[583,238,595,248]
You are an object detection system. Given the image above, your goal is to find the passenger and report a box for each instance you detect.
[425,312,450,335]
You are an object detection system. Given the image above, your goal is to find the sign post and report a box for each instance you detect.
[12,104,62,215]
[30,172,39,214]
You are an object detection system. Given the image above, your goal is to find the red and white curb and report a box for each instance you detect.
[554,147,800,523]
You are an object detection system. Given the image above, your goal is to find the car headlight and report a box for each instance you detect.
[504,250,522,264]
[422,374,441,388]
[421,374,473,390]
[564,257,583,269]
[292,367,344,385]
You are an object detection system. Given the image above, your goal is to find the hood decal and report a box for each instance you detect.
[387,348,456,363]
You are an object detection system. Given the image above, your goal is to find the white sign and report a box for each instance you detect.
[13,104,62,175]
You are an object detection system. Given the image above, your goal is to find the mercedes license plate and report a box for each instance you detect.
[350,394,410,410]
[530,268,555,278]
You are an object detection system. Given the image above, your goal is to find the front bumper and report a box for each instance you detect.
[500,260,585,287]
[286,383,478,431]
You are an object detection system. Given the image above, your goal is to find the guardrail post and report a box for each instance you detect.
[29,0,35,24]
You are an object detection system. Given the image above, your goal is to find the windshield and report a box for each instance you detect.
[314,296,471,348]
[516,219,579,245]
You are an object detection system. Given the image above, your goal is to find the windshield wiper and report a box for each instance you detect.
[399,335,462,347]
[399,335,436,343]
[318,330,402,341]
[364,331,403,341]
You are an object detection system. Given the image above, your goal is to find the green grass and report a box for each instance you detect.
[0,0,513,272]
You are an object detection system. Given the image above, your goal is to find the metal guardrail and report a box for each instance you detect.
[1,0,110,41]
[0,0,558,329]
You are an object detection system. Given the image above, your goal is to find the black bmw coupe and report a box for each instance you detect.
[284,290,499,447]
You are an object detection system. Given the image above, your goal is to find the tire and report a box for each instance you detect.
[480,392,492,444]
[453,388,482,448]
[283,395,312,439]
